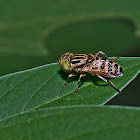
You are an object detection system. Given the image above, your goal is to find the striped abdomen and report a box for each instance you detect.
[81,57,123,78]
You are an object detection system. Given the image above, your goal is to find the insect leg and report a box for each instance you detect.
[96,75,121,93]
[74,73,86,94]
[95,51,108,59]
[111,56,120,62]
[63,73,77,87]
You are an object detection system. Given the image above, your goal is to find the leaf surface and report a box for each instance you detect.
[0,57,139,120]
[0,106,140,140]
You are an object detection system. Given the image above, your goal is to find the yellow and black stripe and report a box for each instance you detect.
[71,54,94,68]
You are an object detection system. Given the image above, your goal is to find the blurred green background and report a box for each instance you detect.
[0,0,139,106]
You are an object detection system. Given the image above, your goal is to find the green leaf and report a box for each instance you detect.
[0,57,139,120]
[107,75,140,106]
[0,106,140,140]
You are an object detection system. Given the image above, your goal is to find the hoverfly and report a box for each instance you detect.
[58,51,123,93]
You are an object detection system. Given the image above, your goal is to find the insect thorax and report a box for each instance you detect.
[70,54,95,68]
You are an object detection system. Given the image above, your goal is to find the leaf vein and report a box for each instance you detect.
[22,73,58,111]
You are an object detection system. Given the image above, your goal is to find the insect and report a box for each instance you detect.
[58,51,123,94]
